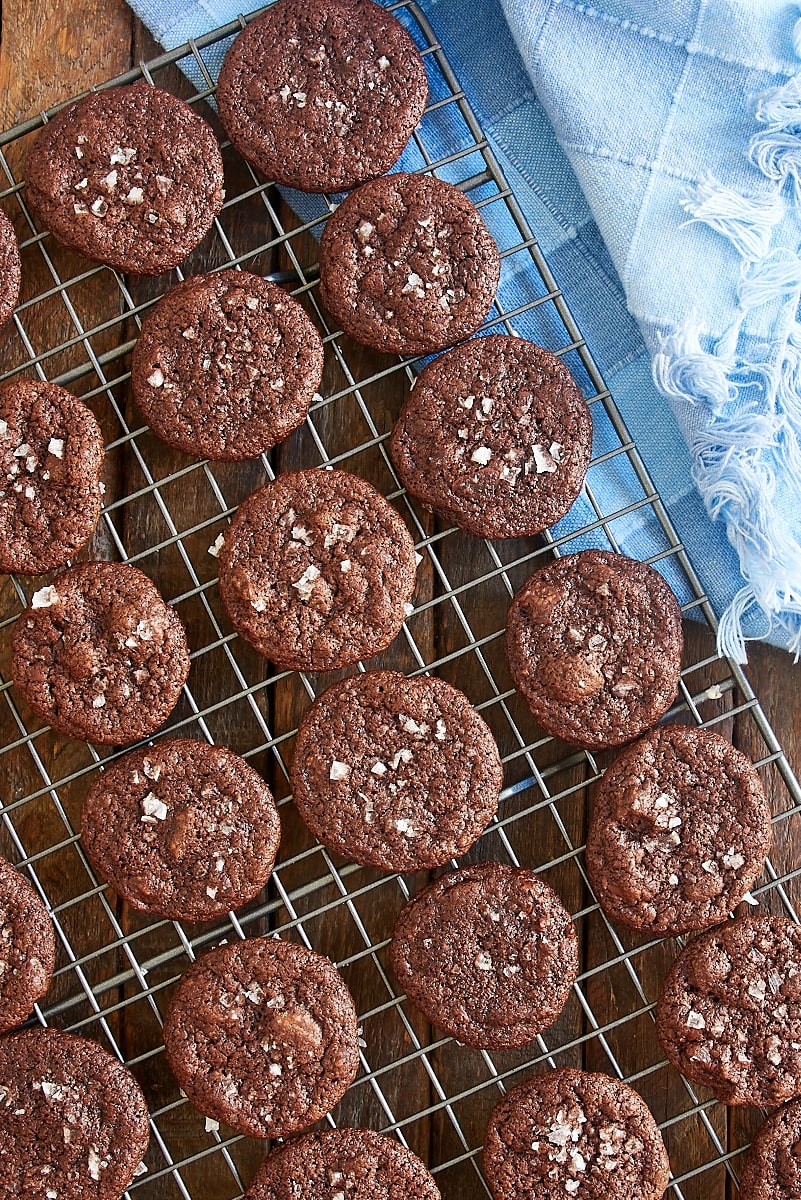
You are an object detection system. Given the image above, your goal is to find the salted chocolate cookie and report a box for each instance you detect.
[217,0,428,194]
[391,862,578,1048]
[0,1027,150,1199]
[0,379,105,575]
[11,561,190,746]
[131,270,324,461]
[390,336,592,539]
[655,914,801,1106]
[319,172,501,356]
[81,738,281,922]
[0,856,55,1033]
[244,1128,441,1200]
[163,937,360,1138]
[586,724,771,936]
[483,1068,670,1200]
[739,1098,801,1200]
[217,469,417,672]
[25,81,223,274]
[290,670,502,871]
[505,549,683,750]
[0,210,21,331]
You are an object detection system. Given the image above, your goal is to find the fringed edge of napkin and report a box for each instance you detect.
[650,20,801,665]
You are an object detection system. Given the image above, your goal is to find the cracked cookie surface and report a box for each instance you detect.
[0,209,21,332]
[132,270,323,461]
[0,856,55,1034]
[25,81,223,274]
[163,937,360,1138]
[390,335,592,539]
[739,1097,801,1200]
[217,0,428,193]
[217,469,417,672]
[11,561,190,745]
[319,172,500,356]
[291,670,502,871]
[505,549,683,749]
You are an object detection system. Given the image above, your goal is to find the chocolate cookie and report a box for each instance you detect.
[11,561,190,745]
[290,670,502,871]
[244,1128,441,1200]
[25,81,224,274]
[585,724,771,936]
[0,379,105,575]
[0,209,21,332]
[318,172,501,356]
[217,469,417,672]
[505,549,684,750]
[163,937,360,1138]
[483,1068,670,1200]
[390,861,578,1049]
[216,0,428,194]
[0,1027,150,1199]
[390,336,593,539]
[81,738,281,922]
[131,270,324,461]
[655,914,801,1106]
[0,856,56,1033]
[739,1098,801,1200]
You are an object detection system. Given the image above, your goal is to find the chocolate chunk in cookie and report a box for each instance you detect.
[81,738,281,922]
[131,270,324,461]
[163,937,360,1138]
[0,210,21,332]
[586,724,771,936]
[217,469,417,672]
[483,1068,670,1200]
[0,856,55,1033]
[390,335,592,538]
[0,1027,150,1199]
[390,861,578,1049]
[244,1128,441,1200]
[505,550,683,749]
[319,172,500,356]
[656,914,801,1106]
[11,561,190,745]
[290,670,502,871]
[0,379,105,575]
[739,1097,801,1200]
[217,0,428,194]
[25,82,223,274]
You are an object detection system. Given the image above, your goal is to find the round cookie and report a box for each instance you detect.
[655,914,801,1106]
[318,172,501,356]
[483,1068,670,1200]
[163,937,360,1138]
[131,270,324,461]
[81,738,281,922]
[0,379,105,575]
[585,724,771,936]
[0,856,56,1033]
[390,336,593,539]
[243,1128,441,1200]
[505,549,684,750]
[216,0,429,194]
[739,1098,801,1200]
[25,81,224,274]
[390,861,578,1049]
[0,209,21,332]
[11,561,190,746]
[290,670,502,871]
[0,1027,150,1199]
[217,469,417,672]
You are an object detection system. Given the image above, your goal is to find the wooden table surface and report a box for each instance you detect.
[1,3,800,1199]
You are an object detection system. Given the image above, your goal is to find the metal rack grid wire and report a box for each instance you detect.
[1,3,800,1198]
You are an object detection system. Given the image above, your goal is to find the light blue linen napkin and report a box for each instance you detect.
[128,0,801,662]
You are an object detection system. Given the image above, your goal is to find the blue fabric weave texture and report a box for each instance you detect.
[127,0,801,662]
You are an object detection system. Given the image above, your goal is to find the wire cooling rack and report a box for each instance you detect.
[1,4,801,1198]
